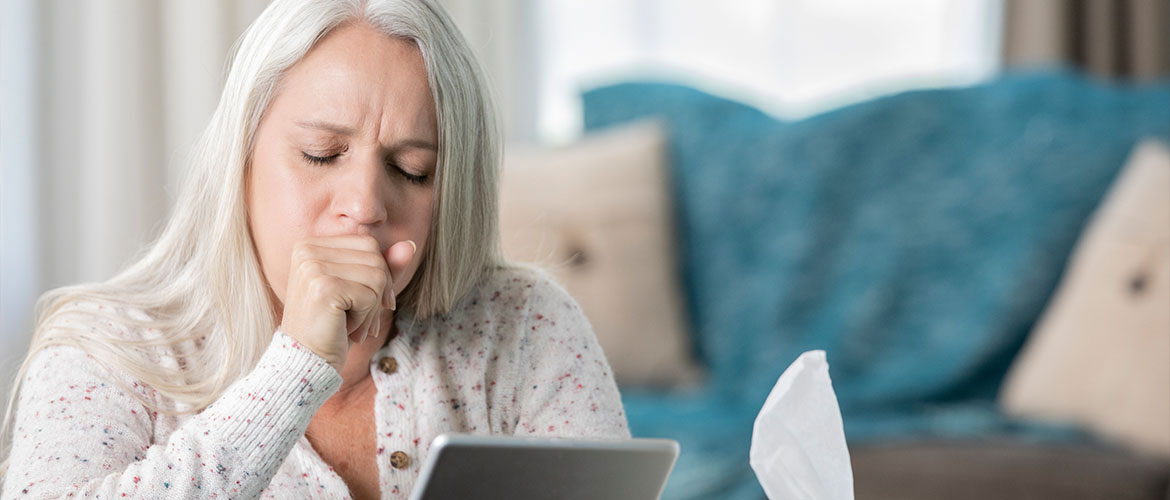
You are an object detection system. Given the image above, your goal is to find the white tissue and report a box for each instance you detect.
[750,350,854,500]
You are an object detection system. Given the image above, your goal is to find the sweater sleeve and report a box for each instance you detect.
[1,330,341,500]
[511,276,631,440]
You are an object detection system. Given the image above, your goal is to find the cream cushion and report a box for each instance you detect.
[499,121,701,387]
[1000,139,1170,457]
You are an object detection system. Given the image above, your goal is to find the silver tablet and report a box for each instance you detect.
[408,434,680,500]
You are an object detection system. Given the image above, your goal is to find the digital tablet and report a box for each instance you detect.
[408,433,680,500]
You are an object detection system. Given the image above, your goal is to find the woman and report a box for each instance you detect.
[0,0,628,498]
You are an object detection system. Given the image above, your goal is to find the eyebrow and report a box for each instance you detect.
[295,120,437,152]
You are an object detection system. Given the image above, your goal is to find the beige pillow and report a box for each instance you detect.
[1000,139,1170,458]
[499,121,702,387]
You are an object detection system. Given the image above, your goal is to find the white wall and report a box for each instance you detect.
[1,0,42,410]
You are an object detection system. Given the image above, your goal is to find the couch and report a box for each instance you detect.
[569,71,1170,499]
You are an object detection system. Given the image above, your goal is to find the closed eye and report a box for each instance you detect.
[389,161,429,185]
[302,152,338,165]
[302,152,429,186]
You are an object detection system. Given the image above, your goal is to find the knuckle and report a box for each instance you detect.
[309,275,340,300]
[302,259,325,275]
[359,235,380,253]
[373,270,389,289]
[364,252,386,269]
[358,287,379,309]
[291,243,314,264]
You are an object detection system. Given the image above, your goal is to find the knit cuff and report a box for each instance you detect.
[201,330,342,464]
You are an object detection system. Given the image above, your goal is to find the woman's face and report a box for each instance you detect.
[247,23,437,312]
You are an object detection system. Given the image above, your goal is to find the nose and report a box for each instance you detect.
[334,156,389,229]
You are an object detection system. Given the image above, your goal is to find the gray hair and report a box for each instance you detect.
[3,0,504,461]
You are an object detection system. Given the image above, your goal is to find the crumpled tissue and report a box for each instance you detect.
[750,350,854,500]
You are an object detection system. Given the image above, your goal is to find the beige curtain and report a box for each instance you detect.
[42,0,269,288]
[1003,0,1170,79]
[0,0,268,411]
[437,0,541,144]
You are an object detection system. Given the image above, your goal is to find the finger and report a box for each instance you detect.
[364,310,380,342]
[350,306,374,342]
[386,240,417,274]
[305,234,383,253]
[342,298,371,334]
[296,241,390,309]
[322,277,381,331]
[384,240,417,311]
[348,309,378,349]
[297,244,389,268]
[361,300,382,341]
[303,260,388,311]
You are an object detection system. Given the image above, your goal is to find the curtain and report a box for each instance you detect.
[0,0,268,410]
[438,0,542,144]
[1003,0,1170,79]
[44,0,269,287]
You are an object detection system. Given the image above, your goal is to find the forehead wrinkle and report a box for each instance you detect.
[283,24,436,154]
[374,82,437,154]
[296,120,357,136]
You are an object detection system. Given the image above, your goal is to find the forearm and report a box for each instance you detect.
[2,331,341,500]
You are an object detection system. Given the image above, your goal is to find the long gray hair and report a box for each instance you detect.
[3,0,503,462]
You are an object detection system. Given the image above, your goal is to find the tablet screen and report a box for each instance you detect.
[410,434,680,500]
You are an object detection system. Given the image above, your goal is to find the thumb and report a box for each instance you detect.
[383,240,417,310]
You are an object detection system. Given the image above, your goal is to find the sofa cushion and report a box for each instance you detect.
[1000,140,1170,458]
[499,121,702,387]
[851,439,1170,500]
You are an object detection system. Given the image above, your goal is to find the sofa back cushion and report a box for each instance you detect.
[499,121,702,387]
[1000,140,1170,458]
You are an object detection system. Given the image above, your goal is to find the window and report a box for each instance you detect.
[534,0,1003,143]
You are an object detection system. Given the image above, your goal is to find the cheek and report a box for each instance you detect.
[407,192,435,242]
[396,189,435,284]
[248,162,322,301]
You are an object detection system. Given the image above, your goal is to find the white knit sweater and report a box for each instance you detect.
[1,266,629,499]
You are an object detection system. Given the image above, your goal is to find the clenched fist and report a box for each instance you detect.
[279,235,417,373]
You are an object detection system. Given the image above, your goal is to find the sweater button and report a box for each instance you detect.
[378,356,398,374]
[390,450,410,469]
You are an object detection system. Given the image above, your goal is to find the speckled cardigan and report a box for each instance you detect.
[1,266,630,499]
